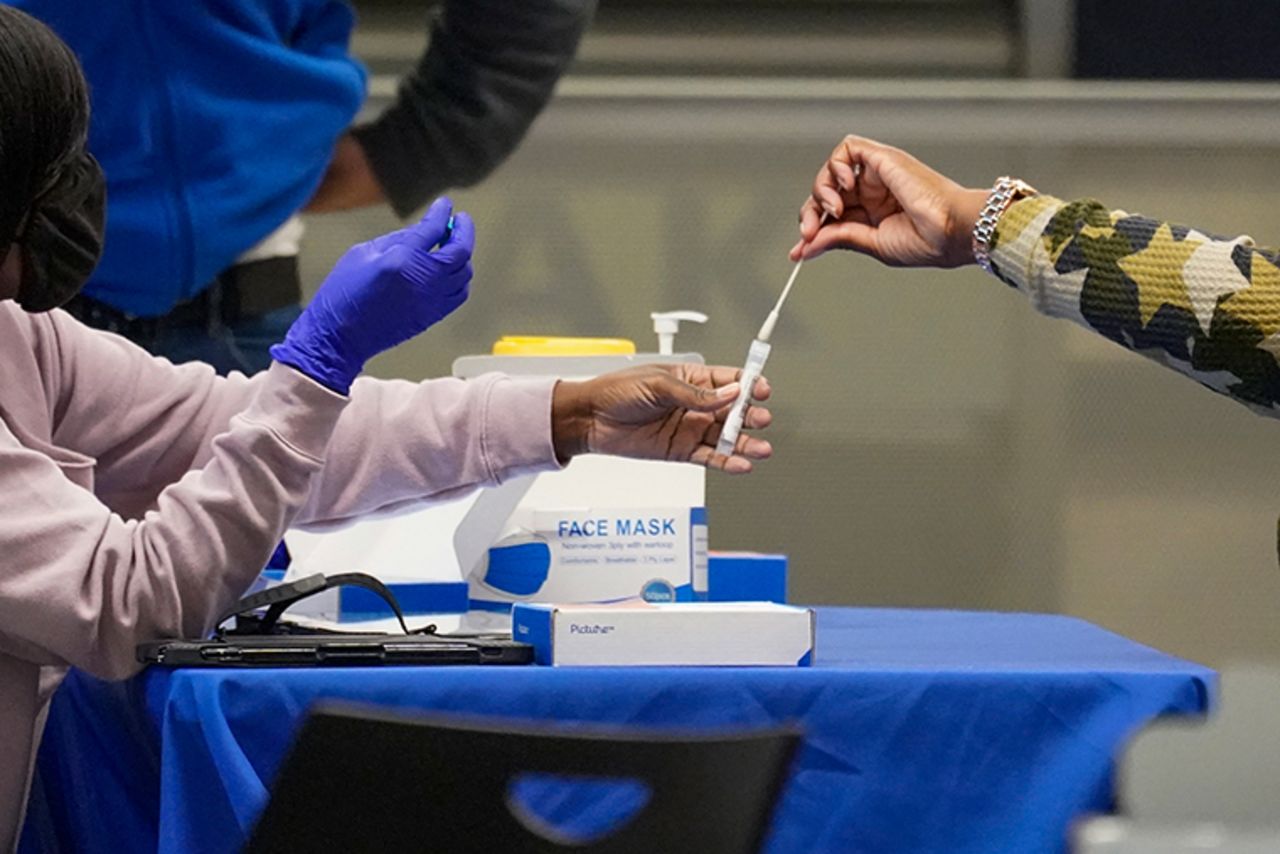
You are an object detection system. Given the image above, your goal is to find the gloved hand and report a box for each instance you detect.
[270,197,474,393]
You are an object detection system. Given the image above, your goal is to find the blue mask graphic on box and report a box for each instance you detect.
[480,539,552,597]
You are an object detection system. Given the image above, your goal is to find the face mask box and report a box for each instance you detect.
[276,331,715,630]
[511,601,815,667]
[454,347,708,620]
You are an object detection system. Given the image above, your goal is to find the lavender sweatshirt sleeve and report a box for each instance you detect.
[0,357,346,679]
[293,372,559,527]
[0,310,557,678]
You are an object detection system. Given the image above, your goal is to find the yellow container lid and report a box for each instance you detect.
[492,336,636,356]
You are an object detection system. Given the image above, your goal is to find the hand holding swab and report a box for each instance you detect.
[714,207,835,458]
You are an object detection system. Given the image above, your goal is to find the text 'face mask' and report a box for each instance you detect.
[15,151,106,313]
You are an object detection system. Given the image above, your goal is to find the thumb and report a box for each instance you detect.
[366,196,452,255]
[426,210,475,273]
[402,211,475,287]
[800,221,880,261]
[658,376,740,413]
[400,196,454,250]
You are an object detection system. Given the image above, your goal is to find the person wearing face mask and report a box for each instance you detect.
[8,0,596,376]
[0,35,104,315]
[0,9,774,845]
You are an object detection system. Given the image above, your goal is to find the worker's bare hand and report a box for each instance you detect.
[790,135,990,268]
[551,365,773,474]
[304,133,387,213]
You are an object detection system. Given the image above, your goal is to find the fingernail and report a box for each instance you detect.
[822,202,836,217]
[717,383,740,399]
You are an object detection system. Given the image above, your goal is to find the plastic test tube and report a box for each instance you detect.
[715,205,834,459]
[715,337,770,458]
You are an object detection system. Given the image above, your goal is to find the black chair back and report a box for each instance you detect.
[245,702,800,854]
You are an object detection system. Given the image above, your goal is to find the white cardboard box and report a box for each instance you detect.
[456,352,709,614]
[511,602,815,667]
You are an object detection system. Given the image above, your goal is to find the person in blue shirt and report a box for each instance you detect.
[8,0,595,375]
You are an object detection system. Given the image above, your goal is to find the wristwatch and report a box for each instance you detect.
[972,177,1037,274]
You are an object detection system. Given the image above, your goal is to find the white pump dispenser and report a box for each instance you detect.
[651,310,708,355]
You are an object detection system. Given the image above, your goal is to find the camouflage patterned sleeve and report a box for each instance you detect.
[989,195,1280,414]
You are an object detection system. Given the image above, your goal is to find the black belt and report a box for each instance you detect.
[65,255,301,339]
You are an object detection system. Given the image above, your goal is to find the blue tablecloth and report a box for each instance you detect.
[21,607,1215,854]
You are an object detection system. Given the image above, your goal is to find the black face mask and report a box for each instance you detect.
[14,151,106,313]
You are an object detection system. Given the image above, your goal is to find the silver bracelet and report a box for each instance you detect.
[972,177,1037,274]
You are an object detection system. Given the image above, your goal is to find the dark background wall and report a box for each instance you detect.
[1077,0,1280,79]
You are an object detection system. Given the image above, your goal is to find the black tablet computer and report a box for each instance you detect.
[137,634,533,668]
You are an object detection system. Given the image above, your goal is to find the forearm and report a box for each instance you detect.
[294,373,561,526]
[49,304,562,528]
[352,0,595,216]
[989,194,1280,413]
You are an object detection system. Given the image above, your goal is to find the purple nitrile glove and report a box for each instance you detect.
[271,197,474,394]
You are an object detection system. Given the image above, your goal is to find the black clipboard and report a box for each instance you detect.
[136,634,533,668]
[137,571,533,668]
